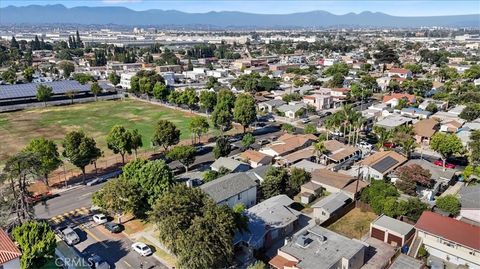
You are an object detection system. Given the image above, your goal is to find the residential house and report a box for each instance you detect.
[392,159,455,201]
[234,195,302,250]
[258,99,287,113]
[291,160,324,173]
[322,140,361,165]
[375,115,413,130]
[211,157,251,173]
[387,68,413,79]
[312,192,352,223]
[414,211,480,268]
[278,146,315,166]
[418,99,448,111]
[413,118,439,146]
[370,215,415,247]
[440,119,464,133]
[0,230,21,269]
[245,165,270,183]
[330,87,350,101]
[400,108,431,119]
[260,134,317,158]
[302,88,333,110]
[200,172,258,208]
[359,151,407,180]
[299,181,323,204]
[458,185,480,224]
[382,93,416,108]
[277,103,306,119]
[310,169,369,199]
[119,72,136,89]
[269,225,366,269]
[239,150,273,168]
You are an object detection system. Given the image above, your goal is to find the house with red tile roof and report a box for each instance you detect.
[413,211,480,268]
[382,93,416,108]
[0,230,21,269]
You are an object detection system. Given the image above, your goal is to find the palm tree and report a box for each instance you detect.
[352,116,366,146]
[373,126,391,150]
[313,140,329,164]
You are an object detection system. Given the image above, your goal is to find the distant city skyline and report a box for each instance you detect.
[1,0,478,17]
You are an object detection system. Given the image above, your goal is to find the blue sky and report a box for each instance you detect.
[1,1,478,16]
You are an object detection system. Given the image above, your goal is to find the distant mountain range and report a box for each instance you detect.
[0,4,478,28]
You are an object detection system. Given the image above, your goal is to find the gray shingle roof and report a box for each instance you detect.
[211,157,250,172]
[459,185,480,209]
[372,215,414,236]
[200,172,258,203]
[246,195,301,229]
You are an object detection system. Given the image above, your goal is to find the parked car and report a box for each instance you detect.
[300,118,310,124]
[103,222,121,233]
[330,131,343,137]
[132,242,152,256]
[357,141,373,150]
[26,192,56,204]
[92,214,108,224]
[58,227,80,245]
[87,254,110,269]
[383,142,396,148]
[87,177,107,186]
[433,159,456,169]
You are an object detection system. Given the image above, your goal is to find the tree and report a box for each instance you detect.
[1,68,16,84]
[23,66,34,82]
[123,159,174,209]
[397,198,428,221]
[153,82,169,101]
[10,36,19,48]
[324,62,349,76]
[2,152,41,225]
[62,131,102,184]
[179,88,198,111]
[241,133,255,149]
[65,90,76,104]
[24,138,61,187]
[199,91,217,115]
[329,73,345,87]
[281,123,295,133]
[313,140,328,163]
[57,61,74,78]
[234,94,257,133]
[203,167,230,182]
[92,177,143,223]
[36,84,53,107]
[151,120,181,151]
[130,129,143,158]
[90,82,102,102]
[459,104,480,122]
[373,126,392,150]
[167,145,196,172]
[304,123,317,134]
[213,137,231,159]
[106,125,134,164]
[247,261,267,269]
[430,133,463,170]
[261,167,289,199]
[288,168,311,196]
[73,73,95,85]
[436,195,461,216]
[12,220,56,269]
[360,180,399,215]
[212,104,233,133]
[108,71,120,86]
[425,102,438,113]
[189,116,209,144]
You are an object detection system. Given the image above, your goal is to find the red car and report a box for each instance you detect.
[383,142,396,148]
[433,160,456,169]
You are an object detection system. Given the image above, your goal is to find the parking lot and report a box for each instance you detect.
[51,209,165,269]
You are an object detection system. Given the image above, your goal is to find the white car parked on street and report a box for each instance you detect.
[132,242,152,256]
[92,214,108,224]
[357,141,373,150]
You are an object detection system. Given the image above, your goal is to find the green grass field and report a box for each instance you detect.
[0,99,203,163]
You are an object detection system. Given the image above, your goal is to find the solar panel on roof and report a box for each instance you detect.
[0,80,93,101]
[371,156,399,173]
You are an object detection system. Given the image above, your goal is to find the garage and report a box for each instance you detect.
[371,227,385,241]
[370,215,414,247]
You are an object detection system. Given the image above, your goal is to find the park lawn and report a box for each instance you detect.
[328,208,378,239]
[0,99,206,163]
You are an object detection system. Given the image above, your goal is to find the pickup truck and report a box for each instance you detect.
[57,227,80,245]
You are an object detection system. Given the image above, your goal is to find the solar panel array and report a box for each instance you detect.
[371,156,399,173]
[0,81,92,100]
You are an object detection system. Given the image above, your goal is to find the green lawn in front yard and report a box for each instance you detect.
[0,98,208,163]
[328,207,378,239]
